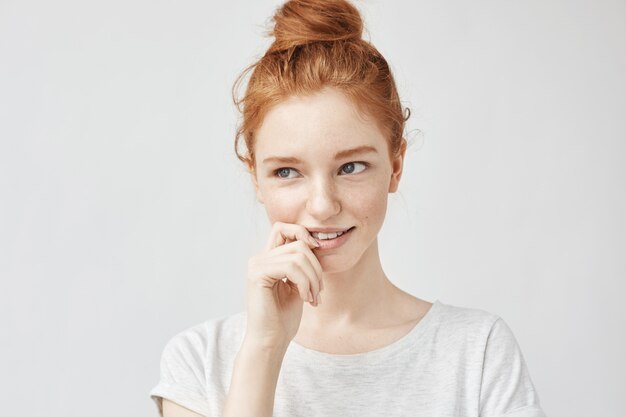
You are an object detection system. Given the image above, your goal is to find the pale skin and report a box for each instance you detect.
[161,86,432,417]
[250,86,432,353]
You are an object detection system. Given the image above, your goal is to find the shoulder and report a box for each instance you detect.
[432,300,530,365]
[430,300,508,352]
[435,300,501,333]
[160,310,247,365]
[151,312,246,417]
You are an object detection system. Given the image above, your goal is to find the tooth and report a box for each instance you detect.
[311,230,347,240]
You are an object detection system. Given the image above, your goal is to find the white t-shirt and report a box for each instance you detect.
[149,299,546,417]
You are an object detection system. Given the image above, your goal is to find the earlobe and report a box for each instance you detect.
[249,169,264,204]
[388,139,407,193]
[253,186,264,205]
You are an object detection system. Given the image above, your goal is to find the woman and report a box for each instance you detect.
[150,1,546,416]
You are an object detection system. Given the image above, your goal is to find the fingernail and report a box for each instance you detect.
[308,290,313,302]
[317,292,322,305]
[310,237,320,247]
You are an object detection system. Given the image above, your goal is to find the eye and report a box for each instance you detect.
[340,161,369,175]
[273,161,370,179]
[274,167,299,179]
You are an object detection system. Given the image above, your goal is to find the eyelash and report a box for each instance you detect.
[272,161,370,179]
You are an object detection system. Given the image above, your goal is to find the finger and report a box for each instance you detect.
[275,260,315,302]
[267,240,322,278]
[265,221,320,252]
[291,240,323,300]
[292,247,320,303]
[269,251,319,303]
[266,240,323,299]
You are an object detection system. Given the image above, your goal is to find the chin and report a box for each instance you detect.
[316,252,359,274]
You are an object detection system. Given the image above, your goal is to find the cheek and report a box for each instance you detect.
[345,182,389,223]
[260,180,389,224]
[263,189,302,223]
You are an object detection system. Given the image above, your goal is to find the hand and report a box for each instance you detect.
[244,221,324,350]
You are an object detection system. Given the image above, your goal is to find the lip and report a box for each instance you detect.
[311,226,355,250]
[306,226,352,233]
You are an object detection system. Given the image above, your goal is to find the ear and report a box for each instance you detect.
[388,139,407,193]
[247,161,264,204]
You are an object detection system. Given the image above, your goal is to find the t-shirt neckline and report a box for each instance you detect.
[286,299,442,365]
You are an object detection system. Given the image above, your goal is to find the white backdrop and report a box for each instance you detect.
[1,1,625,416]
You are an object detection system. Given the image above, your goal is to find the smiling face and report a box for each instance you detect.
[250,86,406,272]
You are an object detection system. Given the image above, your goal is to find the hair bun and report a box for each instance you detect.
[267,0,363,53]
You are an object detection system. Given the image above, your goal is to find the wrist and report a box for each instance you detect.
[240,335,290,357]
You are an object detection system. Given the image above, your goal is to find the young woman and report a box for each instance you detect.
[150,1,546,416]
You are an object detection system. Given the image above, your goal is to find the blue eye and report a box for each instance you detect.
[273,162,369,179]
[275,167,297,179]
[340,161,368,175]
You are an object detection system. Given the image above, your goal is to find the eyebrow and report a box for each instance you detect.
[262,145,378,164]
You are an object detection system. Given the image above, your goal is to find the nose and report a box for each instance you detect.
[306,176,341,220]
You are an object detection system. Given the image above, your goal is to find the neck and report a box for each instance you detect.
[299,238,398,330]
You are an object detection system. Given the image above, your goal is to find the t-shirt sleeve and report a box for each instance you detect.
[479,317,547,417]
[149,328,211,417]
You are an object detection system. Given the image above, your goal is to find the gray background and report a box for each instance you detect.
[1,0,625,416]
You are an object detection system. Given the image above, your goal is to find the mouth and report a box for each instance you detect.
[309,226,356,250]
[308,226,355,239]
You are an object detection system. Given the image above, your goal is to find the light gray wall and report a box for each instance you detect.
[1,0,624,416]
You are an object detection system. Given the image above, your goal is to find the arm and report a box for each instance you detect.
[221,338,289,417]
[162,399,206,417]
[479,318,546,417]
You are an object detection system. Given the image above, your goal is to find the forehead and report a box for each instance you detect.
[255,87,385,156]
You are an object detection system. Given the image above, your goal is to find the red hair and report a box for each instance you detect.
[231,0,411,172]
